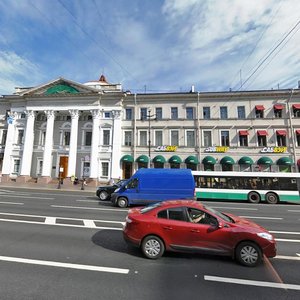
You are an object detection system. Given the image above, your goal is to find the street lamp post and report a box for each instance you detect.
[146,109,156,168]
[81,157,85,190]
[57,168,61,189]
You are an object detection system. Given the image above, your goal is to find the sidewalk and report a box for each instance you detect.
[0,181,96,193]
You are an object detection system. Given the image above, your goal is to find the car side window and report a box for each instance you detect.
[126,178,138,189]
[157,207,186,221]
[157,209,168,219]
[187,208,216,225]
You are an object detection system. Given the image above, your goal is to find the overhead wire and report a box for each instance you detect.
[56,0,140,85]
[239,19,300,91]
[243,23,300,90]
[227,1,283,91]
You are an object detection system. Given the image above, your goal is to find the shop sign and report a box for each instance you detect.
[260,146,287,153]
[204,146,229,153]
[154,145,177,152]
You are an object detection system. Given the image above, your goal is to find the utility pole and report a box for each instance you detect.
[146,109,156,168]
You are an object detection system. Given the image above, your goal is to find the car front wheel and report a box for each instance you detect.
[235,241,262,267]
[142,235,165,259]
[99,190,109,200]
[117,197,128,208]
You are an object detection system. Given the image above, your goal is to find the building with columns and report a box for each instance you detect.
[1,75,300,185]
[0,75,124,184]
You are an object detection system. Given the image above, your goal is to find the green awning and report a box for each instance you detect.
[168,155,182,164]
[120,155,134,163]
[152,155,166,163]
[185,156,199,165]
[257,157,273,165]
[220,156,235,165]
[238,156,254,165]
[136,155,149,163]
[202,156,216,165]
[277,157,293,165]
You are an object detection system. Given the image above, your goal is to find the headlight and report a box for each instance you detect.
[115,188,120,193]
[257,232,273,241]
[126,216,132,223]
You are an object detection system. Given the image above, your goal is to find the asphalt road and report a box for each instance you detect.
[0,187,299,300]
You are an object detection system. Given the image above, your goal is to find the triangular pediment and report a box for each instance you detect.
[17,78,99,96]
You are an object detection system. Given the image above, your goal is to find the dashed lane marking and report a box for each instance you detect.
[0,255,129,274]
[275,255,300,261]
[1,195,54,200]
[0,212,124,230]
[0,201,24,205]
[239,216,283,220]
[51,205,127,212]
[204,275,300,290]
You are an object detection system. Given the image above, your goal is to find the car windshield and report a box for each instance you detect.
[204,205,234,223]
[116,180,127,187]
[140,202,162,214]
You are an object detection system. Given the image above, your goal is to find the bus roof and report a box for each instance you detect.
[191,171,300,178]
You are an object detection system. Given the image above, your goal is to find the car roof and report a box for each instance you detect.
[159,200,204,209]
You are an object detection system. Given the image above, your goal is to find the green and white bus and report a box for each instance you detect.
[192,171,300,204]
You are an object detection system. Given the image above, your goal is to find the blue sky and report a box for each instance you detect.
[0,0,299,95]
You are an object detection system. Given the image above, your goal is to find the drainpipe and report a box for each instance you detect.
[286,89,297,171]
[133,94,137,172]
[197,92,201,170]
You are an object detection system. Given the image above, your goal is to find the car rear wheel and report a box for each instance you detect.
[265,192,279,204]
[117,197,128,208]
[235,241,262,267]
[99,191,109,200]
[142,235,165,259]
[248,191,260,204]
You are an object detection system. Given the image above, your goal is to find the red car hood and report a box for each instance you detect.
[225,213,268,231]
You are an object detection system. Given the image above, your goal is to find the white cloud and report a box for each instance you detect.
[0,51,42,95]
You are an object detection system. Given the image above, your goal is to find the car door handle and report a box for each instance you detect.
[190,229,200,233]
[163,226,173,230]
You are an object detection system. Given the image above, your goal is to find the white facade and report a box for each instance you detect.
[1,76,300,185]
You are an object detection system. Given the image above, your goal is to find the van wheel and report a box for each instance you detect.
[117,197,128,208]
[266,192,279,204]
[235,242,262,267]
[142,235,165,259]
[248,191,260,204]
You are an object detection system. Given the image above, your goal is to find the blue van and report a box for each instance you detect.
[110,168,195,208]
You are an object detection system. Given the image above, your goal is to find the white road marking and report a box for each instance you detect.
[275,255,300,261]
[0,201,24,205]
[83,220,96,228]
[76,200,101,203]
[51,205,126,212]
[0,218,122,230]
[45,217,56,225]
[239,216,283,220]
[0,255,129,274]
[2,195,54,200]
[275,238,300,243]
[204,275,300,291]
[212,207,258,211]
[297,253,300,257]
[270,231,300,235]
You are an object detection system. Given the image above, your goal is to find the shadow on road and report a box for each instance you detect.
[91,230,143,258]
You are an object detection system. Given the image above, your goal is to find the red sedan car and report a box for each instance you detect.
[123,200,276,267]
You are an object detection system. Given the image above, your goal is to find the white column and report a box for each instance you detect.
[41,110,55,177]
[2,112,18,175]
[20,110,36,176]
[111,110,122,179]
[67,109,79,177]
[89,109,101,179]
